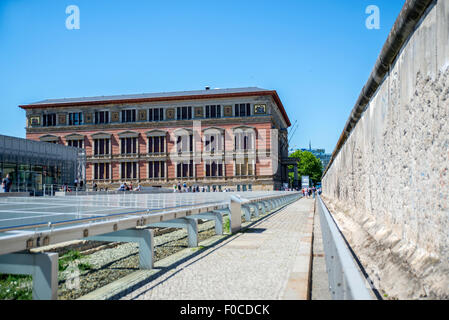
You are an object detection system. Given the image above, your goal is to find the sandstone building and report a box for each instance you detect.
[20,87,293,191]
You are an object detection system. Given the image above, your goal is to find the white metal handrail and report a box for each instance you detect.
[0,192,300,256]
[317,195,375,300]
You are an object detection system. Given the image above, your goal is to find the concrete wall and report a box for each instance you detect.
[322,0,448,299]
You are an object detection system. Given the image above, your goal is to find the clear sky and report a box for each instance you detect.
[0,0,405,153]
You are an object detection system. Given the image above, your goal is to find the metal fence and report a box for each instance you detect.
[316,194,376,300]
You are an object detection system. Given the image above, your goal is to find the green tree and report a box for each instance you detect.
[288,150,323,185]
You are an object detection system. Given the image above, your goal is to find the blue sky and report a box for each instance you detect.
[0,0,405,153]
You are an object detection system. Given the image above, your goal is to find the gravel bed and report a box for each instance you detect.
[1,210,257,300]
[57,220,217,300]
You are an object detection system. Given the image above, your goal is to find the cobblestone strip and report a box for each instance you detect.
[281,198,315,300]
[119,198,314,300]
[311,201,332,300]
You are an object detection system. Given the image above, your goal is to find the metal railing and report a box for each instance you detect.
[0,191,300,300]
[316,195,376,300]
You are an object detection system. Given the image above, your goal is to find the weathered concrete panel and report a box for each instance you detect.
[323,2,449,300]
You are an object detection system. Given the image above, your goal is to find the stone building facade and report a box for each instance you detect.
[20,87,292,191]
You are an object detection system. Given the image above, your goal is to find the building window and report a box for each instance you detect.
[67,139,84,148]
[94,111,109,124]
[234,103,251,117]
[176,160,193,178]
[204,134,223,152]
[93,138,110,155]
[120,137,137,154]
[68,112,83,126]
[148,161,165,179]
[176,106,192,120]
[205,160,223,177]
[93,163,110,180]
[234,132,254,151]
[121,109,136,123]
[176,134,193,153]
[121,162,137,179]
[149,108,164,122]
[148,136,165,154]
[42,114,56,127]
[205,105,221,119]
[235,158,254,176]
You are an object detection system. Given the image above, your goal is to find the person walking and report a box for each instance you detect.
[2,174,12,193]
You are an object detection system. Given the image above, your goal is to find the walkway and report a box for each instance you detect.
[121,197,315,300]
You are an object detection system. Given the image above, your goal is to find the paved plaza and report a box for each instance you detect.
[118,198,315,300]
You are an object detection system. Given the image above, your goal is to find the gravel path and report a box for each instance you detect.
[121,198,314,300]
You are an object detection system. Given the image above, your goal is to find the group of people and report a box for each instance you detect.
[173,183,231,193]
[117,182,142,192]
[301,187,321,198]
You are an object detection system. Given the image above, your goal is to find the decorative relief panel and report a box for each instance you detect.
[194,107,203,118]
[138,109,147,121]
[223,105,233,117]
[254,104,267,114]
[29,116,40,127]
[166,108,175,120]
[84,113,93,124]
[111,112,120,122]
[58,114,67,125]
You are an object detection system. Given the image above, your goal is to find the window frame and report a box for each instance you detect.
[121,109,137,123]
[68,112,83,126]
[94,111,109,124]
[42,114,57,127]
[234,103,251,117]
[176,106,193,120]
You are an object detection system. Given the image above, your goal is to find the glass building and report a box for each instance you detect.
[0,134,84,195]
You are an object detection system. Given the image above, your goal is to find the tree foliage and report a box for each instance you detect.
[288,150,323,184]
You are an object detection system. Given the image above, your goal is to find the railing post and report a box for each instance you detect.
[241,205,252,222]
[0,252,58,300]
[229,195,243,233]
[87,229,154,269]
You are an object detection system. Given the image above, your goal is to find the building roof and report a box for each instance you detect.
[19,87,291,126]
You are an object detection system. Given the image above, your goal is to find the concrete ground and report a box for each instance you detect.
[113,198,316,300]
[310,204,332,300]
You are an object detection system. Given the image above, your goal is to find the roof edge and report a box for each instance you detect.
[19,90,291,127]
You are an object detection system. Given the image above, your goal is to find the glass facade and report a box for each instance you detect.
[0,134,82,195]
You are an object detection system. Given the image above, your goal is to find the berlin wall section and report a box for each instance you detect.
[322,0,448,299]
